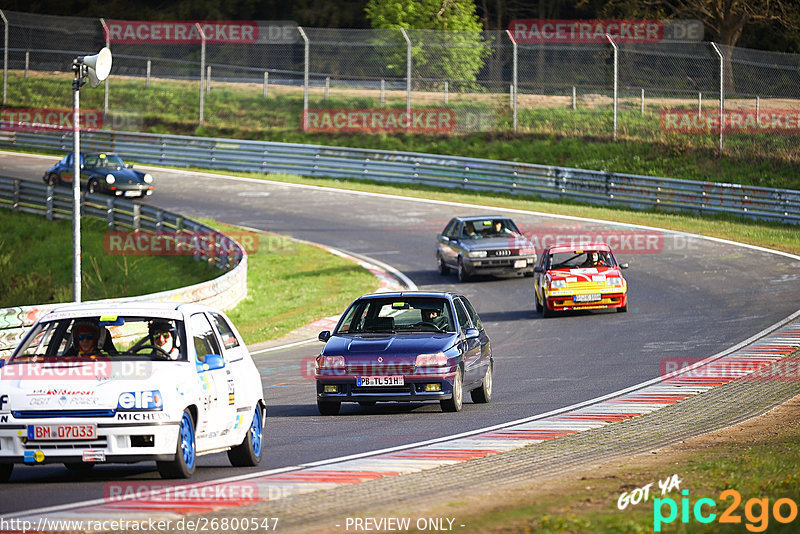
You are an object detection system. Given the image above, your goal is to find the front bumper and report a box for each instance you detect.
[462,255,536,276]
[0,420,180,465]
[316,373,456,403]
[545,290,627,312]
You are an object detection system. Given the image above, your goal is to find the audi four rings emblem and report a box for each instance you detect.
[494,249,511,256]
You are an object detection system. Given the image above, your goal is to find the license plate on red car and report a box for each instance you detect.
[357,376,404,387]
[27,424,97,441]
[574,294,601,303]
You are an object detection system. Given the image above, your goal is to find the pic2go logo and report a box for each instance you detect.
[117,390,163,410]
[654,489,799,532]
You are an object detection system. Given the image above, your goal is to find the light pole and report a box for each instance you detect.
[71,47,112,302]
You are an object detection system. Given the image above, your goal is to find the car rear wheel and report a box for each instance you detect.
[157,409,196,479]
[457,258,470,283]
[227,404,264,467]
[87,179,99,195]
[441,367,464,412]
[437,254,449,275]
[470,361,493,403]
[317,400,341,415]
[0,464,12,483]
[535,291,543,313]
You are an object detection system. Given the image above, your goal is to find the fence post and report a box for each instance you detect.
[12,179,19,211]
[444,81,448,104]
[698,92,702,115]
[324,76,329,100]
[298,26,309,130]
[25,51,29,78]
[195,23,206,126]
[263,71,268,97]
[756,95,760,121]
[606,34,618,141]
[711,42,724,152]
[572,86,576,110]
[146,59,151,87]
[380,79,385,106]
[401,28,412,127]
[133,203,141,231]
[1,10,8,106]
[46,185,54,220]
[106,198,114,229]
[641,88,644,114]
[505,29,518,133]
[206,65,211,93]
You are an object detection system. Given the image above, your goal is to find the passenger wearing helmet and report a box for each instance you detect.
[149,320,180,359]
[69,320,115,356]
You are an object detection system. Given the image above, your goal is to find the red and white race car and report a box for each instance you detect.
[533,242,628,317]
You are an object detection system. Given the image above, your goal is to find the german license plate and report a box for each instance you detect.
[574,294,601,303]
[514,259,527,269]
[28,423,97,441]
[124,191,139,197]
[357,376,404,387]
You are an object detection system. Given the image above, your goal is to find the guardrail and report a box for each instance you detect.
[2,129,798,225]
[0,176,248,356]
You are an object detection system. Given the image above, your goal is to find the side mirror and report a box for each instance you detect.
[318,330,331,342]
[197,353,225,372]
[464,328,480,340]
[440,235,449,242]
[619,263,629,269]
[534,266,544,273]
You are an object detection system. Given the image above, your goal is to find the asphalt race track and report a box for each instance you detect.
[2,152,800,513]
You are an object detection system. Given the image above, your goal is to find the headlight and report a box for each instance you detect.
[550,279,566,289]
[468,250,487,258]
[519,247,536,256]
[143,174,153,184]
[105,174,115,184]
[607,277,623,286]
[415,352,448,367]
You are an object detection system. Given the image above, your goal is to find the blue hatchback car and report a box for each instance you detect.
[315,292,493,414]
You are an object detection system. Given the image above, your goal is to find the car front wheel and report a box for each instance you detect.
[438,254,449,275]
[157,409,196,479]
[46,173,60,186]
[87,179,99,195]
[0,464,12,483]
[441,367,464,412]
[457,258,470,283]
[228,404,264,467]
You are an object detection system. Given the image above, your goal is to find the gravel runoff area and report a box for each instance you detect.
[135,351,800,534]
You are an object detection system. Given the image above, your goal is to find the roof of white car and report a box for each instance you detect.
[41,301,213,321]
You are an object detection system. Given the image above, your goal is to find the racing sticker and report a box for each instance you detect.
[227,379,235,405]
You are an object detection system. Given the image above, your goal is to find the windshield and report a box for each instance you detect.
[460,218,521,240]
[84,154,125,169]
[549,250,614,269]
[9,315,186,362]
[336,297,455,334]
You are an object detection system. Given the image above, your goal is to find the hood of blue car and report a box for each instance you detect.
[104,168,143,184]
[323,333,457,356]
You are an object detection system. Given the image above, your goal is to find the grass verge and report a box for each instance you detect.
[417,395,800,533]
[0,209,218,307]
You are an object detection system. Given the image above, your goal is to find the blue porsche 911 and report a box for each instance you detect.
[43,152,154,198]
[315,292,493,414]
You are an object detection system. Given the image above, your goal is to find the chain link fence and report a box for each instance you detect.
[1,9,799,157]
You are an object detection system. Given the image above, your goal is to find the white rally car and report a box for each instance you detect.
[0,302,266,480]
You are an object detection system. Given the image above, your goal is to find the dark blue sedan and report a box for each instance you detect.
[43,152,154,198]
[314,292,493,414]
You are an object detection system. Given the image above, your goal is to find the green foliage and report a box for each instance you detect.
[365,0,490,86]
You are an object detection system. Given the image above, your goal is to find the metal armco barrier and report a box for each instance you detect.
[0,176,247,356]
[2,129,798,225]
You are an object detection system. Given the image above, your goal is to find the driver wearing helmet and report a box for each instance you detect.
[149,320,180,359]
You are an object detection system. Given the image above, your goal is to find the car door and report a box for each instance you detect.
[453,297,481,386]
[189,313,235,443]
[460,296,491,378]
[534,248,551,302]
[438,219,459,267]
[60,153,75,184]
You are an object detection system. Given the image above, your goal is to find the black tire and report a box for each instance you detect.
[617,303,628,313]
[317,400,341,415]
[470,361,493,404]
[437,254,450,275]
[64,463,95,472]
[228,404,264,467]
[535,290,543,313]
[441,367,464,412]
[457,258,470,283]
[0,464,12,483]
[46,173,60,187]
[87,179,99,195]
[541,300,553,318]
[157,409,196,479]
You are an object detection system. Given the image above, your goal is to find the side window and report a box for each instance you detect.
[443,220,458,238]
[189,313,221,364]
[460,297,482,331]
[210,312,240,350]
[453,299,471,332]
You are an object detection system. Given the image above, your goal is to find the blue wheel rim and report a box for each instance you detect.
[250,406,263,457]
[180,412,196,470]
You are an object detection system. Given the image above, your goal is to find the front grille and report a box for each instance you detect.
[487,249,512,257]
[347,364,414,374]
[352,386,412,394]
[25,437,108,450]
